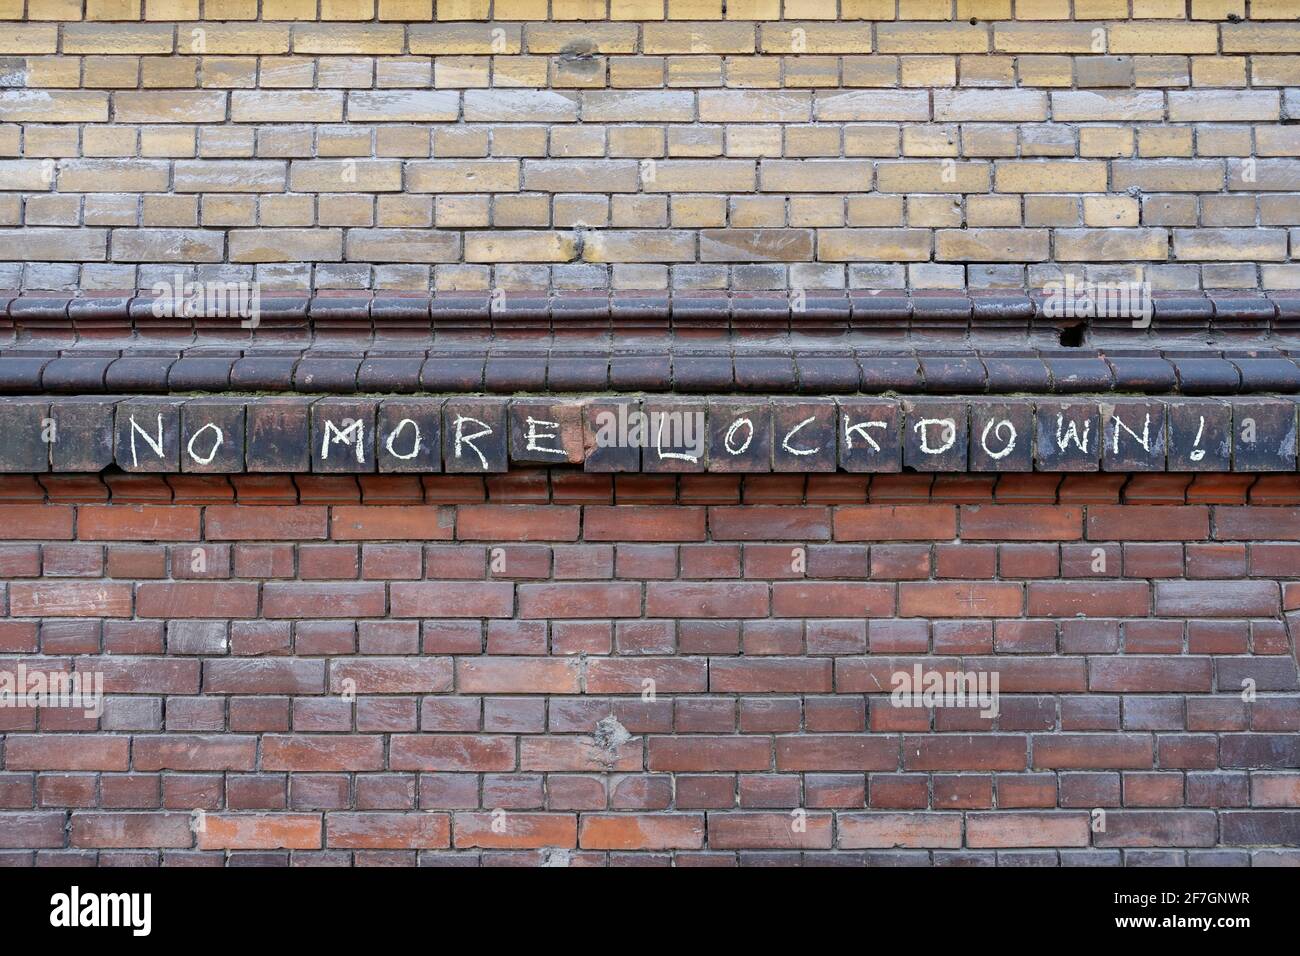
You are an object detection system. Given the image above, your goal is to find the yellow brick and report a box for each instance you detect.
[261,1,319,18]
[967,195,1021,227]
[410,24,521,54]
[1251,56,1300,87]
[83,57,141,88]
[293,25,405,54]
[204,0,258,17]
[1013,0,1070,17]
[643,23,755,54]
[378,0,431,14]
[995,161,1109,193]
[818,229,930,262]
[139,126,196,157]
[1083,195,1139,227]
[877,24,989,55]
[1191,0,1245,17]
[496,0,550,16]
[525,23,638,53]
[877,161,991,193]
[551,0,606,18]
[760,23,873,55]
[1079,127,1133,158]
[145,0,199,18]
[0,0,22,18]
[957,0,1011,17]
[1192,56,1246,87]
[1132,0,1186,15]
[1223,24,1300,55]
[841,1,896,18]
[1016,55,1073,87]
[87,0,143,18]
[1252,0,1299,17]
[1108,24,1219,55]
[994,23,1099,54]
[0,26,58,54]
[63,24,174,54]
[901,56,955,87]
[321,0,376,18]
[181,25,290,55]
[668,0,722,18]
[465,231,576,263]
[37,0,95,18]
[898,0,949,17]
[781,0,835,17]
[1072,0,1126,15]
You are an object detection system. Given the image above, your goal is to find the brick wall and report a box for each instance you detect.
[1,470,1298,865]
[2,3,1299,293]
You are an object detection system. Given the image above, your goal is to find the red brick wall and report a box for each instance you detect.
[2,469,1298,866]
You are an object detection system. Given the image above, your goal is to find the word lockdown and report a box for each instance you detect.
[1,395,1296,475]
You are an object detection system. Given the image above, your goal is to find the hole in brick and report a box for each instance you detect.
[1059,324,1085,348]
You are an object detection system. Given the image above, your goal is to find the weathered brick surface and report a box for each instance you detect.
[0,469,1297,867]
[1,6,1299,293]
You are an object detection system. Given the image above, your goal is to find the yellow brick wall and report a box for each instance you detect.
[0,4,1298,292]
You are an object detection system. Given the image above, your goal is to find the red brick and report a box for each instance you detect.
[1086,505,1209,541]
[70,812,193,848]
[197,813,321,850]
[838,812,962,848]
[707,811,832,849]
[1026,582,1150,617]
[579,813,705,850]
[771,582,893,617]
[78,505,201,541]
[646,582,768,618]
[136,581,258,618]
[0,505,74,540]
[585,506,706,541]
[204,506,328,540]
[453,812,576,849]
[6,735,130,771]
[707,507,830,541]
[326,812,450,849]
[390,581,514,618]
[960,505,1082,540]
[966,812,1091,848]
[898,582,1023,618]
[330,506,454,541]
[833,505,956,541]
[519,582,641,618]
[456,505,580,541]
[9,582,132,617]
[263,582,387,619]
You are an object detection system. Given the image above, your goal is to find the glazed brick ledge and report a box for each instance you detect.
[3,289,1300,333]
[1,394,1298,476]
[5,345,1300,398]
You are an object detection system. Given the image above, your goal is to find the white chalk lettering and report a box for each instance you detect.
[322,419,365,463]
[185,422,224,466]
[454,415,493,469]
[915,418,956,455]
[724,417,754,455]
[128,414,166,467]
[525,417,564,457]
[781,416,820,457]
[843,416,887,453]
[384,418,421,461]
[979,419,1017,460]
